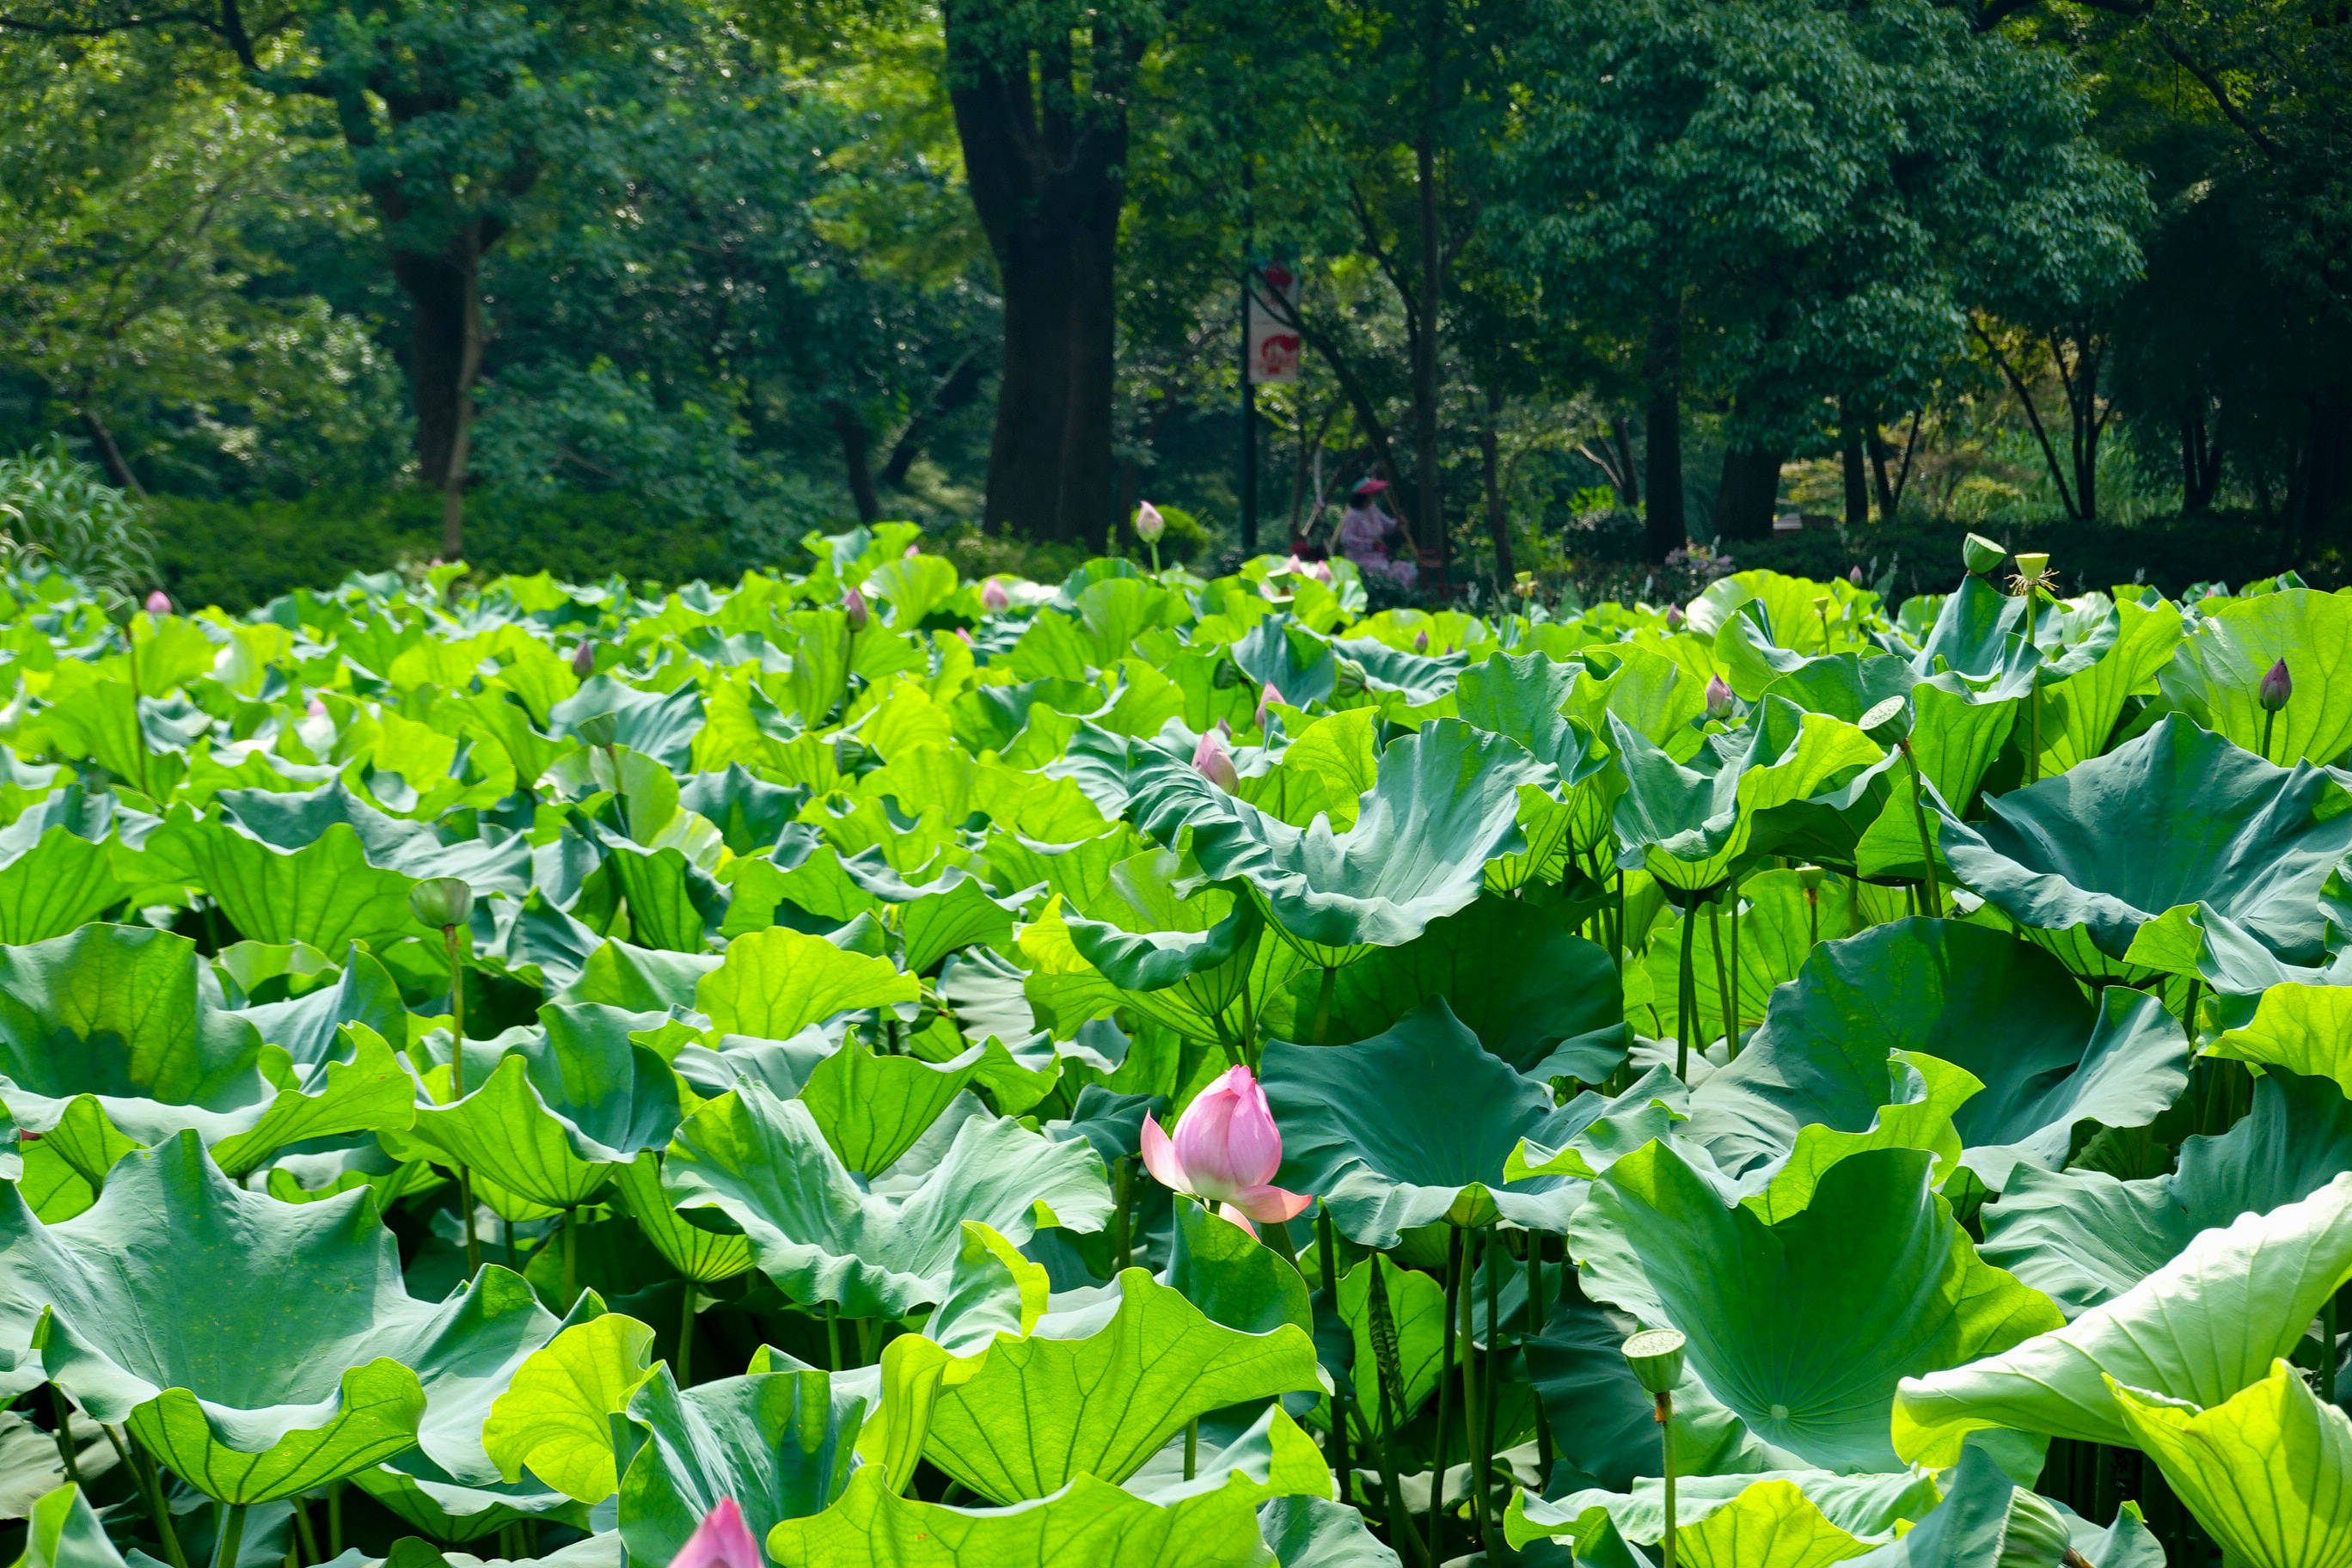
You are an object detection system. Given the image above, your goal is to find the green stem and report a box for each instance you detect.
[124,616,155,798]
[677,1283,695,1387]
[825,1302,842,1371]
[444,928,480,1277]
[1183,1418,1197,1481]
[1527,1240,1553,1485]
[1900,743,1942,918]
[1259,1210,1302,1270]
[2324,1291,2340,1409]
[2022,586,2042,785]
[1706,898,1734,1057]
[1459,1232,1485,1543]
[1658,1392,1677,1568]
[1725,878,1744,1057]
[2264,707,2277,765]
[50,1384,80,1485]
[1430,1228,1461,1568]
[1148,542,1162,575]
[1675,903,1699,1080]
[561,1208,578,1308]
[1112,1157,1134,1273]
[1612,869,1626,976]
[328,1482,341,1559]
[1317,1207,1350,1496]
[1804,885,1818,950]
[213,1502,248,1568]
[108,1424,189,1568]
[289,1498,320,1568]
[1479,1231,1501,1552]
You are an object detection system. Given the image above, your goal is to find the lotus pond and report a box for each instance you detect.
[0,530,2346,1568]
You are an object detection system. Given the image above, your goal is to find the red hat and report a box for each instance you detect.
[1352,478,1391,496]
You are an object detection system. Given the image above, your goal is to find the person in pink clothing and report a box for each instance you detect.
[1332,478,1418,585]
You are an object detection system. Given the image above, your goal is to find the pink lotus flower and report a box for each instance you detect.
[1135,500,1167,544]
[1142,1066,1312,1237]
[981,578,1010,613]
[1255,681,1279,730]
[904,543,922,559]
[1191,729,1239,791]
[843,587,870,632]
[144,590,170,614]
[671,1498,760,1568]
[1705,674,1735,720]
[571,642,595,678]
[305,695,328,719]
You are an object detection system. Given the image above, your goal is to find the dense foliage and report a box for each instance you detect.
[0,532,2343,1568]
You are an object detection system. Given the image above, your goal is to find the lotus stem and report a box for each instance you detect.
[50,1384,80,1485]
[1526,1240,1553,1484]
[1656,1389,1677,1568]
[1363,1262,1428,1568]
[1148,541,1161,575]
[2263,707,2277,765]
[1675,903,1699,1081]
[1706,899,1734,1057]
[1318,1207,1351,1494]
[327,1482,341,1559]
[107,1424,189,1568]
[561,1210,578,1308]
[1313,965,1337,1047]
[1725,879,1744,1057]
[1897,740,1942,918]
[445,926,481,1277]
[2180,979,2201,1044]
[1479,1231,1501,1551]
[2021,585,2041,785]
[1259,1212,1302,1271]
[824,1302,841,1371]
[677,1284,695,1387]
[213,1502,248,1568]
[124,613,154,799]
[1183,1419,1197,1480]
[2324,1291,2340,1408]
[288,1497,320,1568]
[1459,1233,1484,1543]
[1430,1228,1461,1566]
[1112,1157,1134,1273]
[1612,869,1626,975]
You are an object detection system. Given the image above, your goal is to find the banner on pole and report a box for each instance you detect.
[1246,255,1302,385]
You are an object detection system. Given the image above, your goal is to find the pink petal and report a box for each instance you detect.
[1231,1184,1313,1225]
[1171,1076,1248,1202]
[1214,1202,1259,1238]
[672,1499,762,1568]
[1140,1112,1189,1195]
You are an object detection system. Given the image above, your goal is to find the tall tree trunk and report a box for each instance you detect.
[1611,415,1640,508]
[1840,406,1869,529]
[1643,310,1685,560]
[1716,445,1785,542]
[392,237,486,560]
[944,4,1131,550]
[77,407,143,498]
[833,403,881,523]
[1479,387,1512,583]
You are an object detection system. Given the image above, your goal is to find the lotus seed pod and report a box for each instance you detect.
[408,877,475,931]
[2259,658,2291,714]
[2013,551,2049,580]
[1795,864,1823,893]
[1962,534,2005,574]
[1135,500,1166,543]
[1859,695,1912,744]
[1623,1327,1687,1395]
[575,712,621,749]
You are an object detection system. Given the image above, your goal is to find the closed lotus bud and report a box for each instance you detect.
[1665,604,1685,630]
[1333,658,1369,696]
[1622,1327,1687,1395]
[904,543,922,559]
[981,578,1010,612]
[1135,501,1167,543]
[843,586,870,632]
[305,695,327,719]
[1849,566,1864,586]
[571,641,595,678]
[671,1500,762,1568]
[1963,534,2006,574]
[1704,674,1734,721]
[1413,629,1430,653]
[2013,551,2049,580]
[144,590,171,615]
[1191,730,1240,791]
[408,877,475,932]
[833,734,873,773]
[1859,694,1913,744]
[575,712,621,749]
[1256,682,1279,729]
[2259,658,2292,713]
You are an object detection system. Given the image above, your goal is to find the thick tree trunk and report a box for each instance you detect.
[833,403,881,524]
[1841,407,1869,529]
[1643,312,1685,560]
[391,239,485,560]
[1611,416,1640,508]
[1716,445,1785,542]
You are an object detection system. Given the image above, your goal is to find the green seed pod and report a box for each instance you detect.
[575,712,622,749]
[1962,534,2006,574]
[1795,864,1823,893]
[1622,1327,1687,1395]
[1859,695,1912,745]
[2013,551,2050,580]
[408,877,475,931]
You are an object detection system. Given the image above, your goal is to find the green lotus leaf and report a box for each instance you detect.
[2203,980,2352,1097]
[1509,1470,1941,1564]
[606,1152,754,1283]
[2154,585,2352,766]
[1838,1447,2048,1568]
[1892,1173,2352,1461]
[920,1268,1326,1503]
[1125,718,1553,960]
[8,1133,551,1503]
[0,819,126,948]
[351,1458,588,1544]
[150,813,426,952]
[1575,1144,2062,1473]
[1691,921,2187,1197]
[677,764,806,857]
[1255,1496,1399,1568]
[1983,1069,2352,1315]
[1167,1199,1312,1338]
[694,927,918,1041]
[483,1314,658,1504]
[662,1077,1112,1318]
[598,844,726,953]
[9,1483,127,1568]
[1261,1001,1595,1246]
[229,944,407,1070]
[2026,591,2181,775]
[406,1005,684,1210]
[1939,715,2352,978]
[797,1035,989,1178]
[553,677,704,769]
[2107,1360,2352,1568]
[616,1363,867,1568]
[766,1466,1281,1568]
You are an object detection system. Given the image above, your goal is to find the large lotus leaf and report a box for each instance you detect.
[766,1467,1283,1568]
[406,1005,683,1210]
[1509,1470,1944,1563]
[1260,1001,1594,1246]
[921,1269,1326,1503]
[1256,1497,1399,1568]
[599,844,726,954]
[229,944,407,1071]
[9,1483,127,1568]
[1125,718,1553,959]
[351,1456,588,1544]
[1167,1200,1311,1338]
[2108,1360,2352,1568]
[1636,869,1872,1047]
[2203,981,2352,1097]
[1608,696,1890,894]
[1693,921,2188,1196]
[148,814,425,952]
[1982,1069,2352,1315]
[552,677,703,770]
[662,1078,1112,1318]
[1892,1173,2352,1461]
[606,1153,753,1283]
[1333,1252,1448,1420]
[0,823,126,947]
[677,764,806,857]
[2027,592,2182,775]
[1573,1144,2062,1473]
[797,1036,989,1177]
[5,1133,550,1503]
[1939,716,2352,976]
[616,1363,867,1568]
[1269,895,1623,1080]
[2156,586,2352,766]
[206,781,535,892]
[693,927,918,1040]
[1055,848,1309,1042]
[1906,578,2040,687]
[0,924,261,1115]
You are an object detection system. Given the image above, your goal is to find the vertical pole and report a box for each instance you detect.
[1240,158,1259,557]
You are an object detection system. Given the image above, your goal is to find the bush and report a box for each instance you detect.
[0,439,159,597]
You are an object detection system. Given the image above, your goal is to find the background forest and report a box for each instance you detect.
[0,0,2343,610]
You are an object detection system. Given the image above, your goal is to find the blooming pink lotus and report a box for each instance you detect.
[981,578,1010,612]
[1191,729,1239,791]
[671,1498,761,1568]
[1142,1066,1311,1237]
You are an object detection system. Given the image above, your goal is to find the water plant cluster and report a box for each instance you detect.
[0,524,2344,1568]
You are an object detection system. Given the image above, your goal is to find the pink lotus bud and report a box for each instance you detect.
[1142,1065,1311,1237]
[1705,674,1735,721]
[305,695,327,719]
[2260,658,2291,714]
[1308,559,1332,583]
[843,586,870,632]
[1135,501,1167,543]
[1666,604,1685,629]
[144,590,171,615]
[1848,566,1864,586]
[954,626,972,646]
[981,578,1010,613]
[904,543,921,559]
[1412,629,1429,653]
[671,1499,761,1568]
[571,642,594,678]
[1256,682,1279,730]
[1191,730,1240,791]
